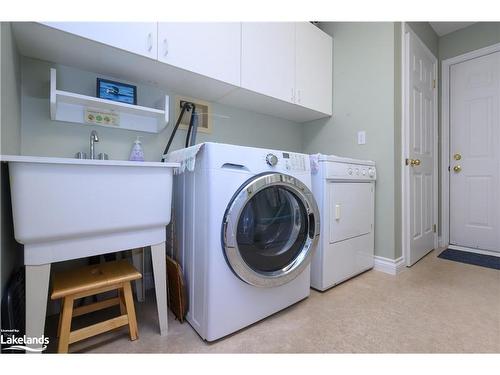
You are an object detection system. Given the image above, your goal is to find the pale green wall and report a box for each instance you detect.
[20,57,303,160]
[0,22,24,325]
[303,22,398,259]
[407,22,439,57]
[439,22,500,61]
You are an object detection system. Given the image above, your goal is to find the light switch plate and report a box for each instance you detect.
[357,131,366,145]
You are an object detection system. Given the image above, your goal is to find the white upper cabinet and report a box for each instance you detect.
[295,23,333,115]
[42,22,158,59]
[240,22,332,114]
[158,23,241,86]
[241,23,296,103]
[24,22,333,122]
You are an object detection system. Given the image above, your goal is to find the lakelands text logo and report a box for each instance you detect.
[1,329,49,352]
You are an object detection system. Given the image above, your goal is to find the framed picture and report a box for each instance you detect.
[96,78,137,105]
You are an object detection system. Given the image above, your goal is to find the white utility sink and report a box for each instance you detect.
[1,155,179,349]
[2,155,178,263]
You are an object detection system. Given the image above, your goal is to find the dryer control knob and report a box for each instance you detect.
[368,168,375,177]
[266,153,278,167]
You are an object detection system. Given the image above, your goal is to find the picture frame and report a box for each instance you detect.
[96,78,137,105]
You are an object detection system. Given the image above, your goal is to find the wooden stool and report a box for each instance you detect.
[51,260,142,353]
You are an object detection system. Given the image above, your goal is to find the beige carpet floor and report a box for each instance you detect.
[45,249,500,353]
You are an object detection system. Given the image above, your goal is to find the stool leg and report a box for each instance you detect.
[122,282,139,341]
[58,296,74,353]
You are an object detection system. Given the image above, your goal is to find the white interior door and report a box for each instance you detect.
[406,30,437,266]
[449,51,500,253]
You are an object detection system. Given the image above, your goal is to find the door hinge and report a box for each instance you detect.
[432,79,436,89]
[433,224,437,233]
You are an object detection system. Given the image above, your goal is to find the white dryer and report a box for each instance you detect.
[172,143,320,341]
[310,154,376,291]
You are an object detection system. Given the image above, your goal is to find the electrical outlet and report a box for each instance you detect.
[357,131,366,145]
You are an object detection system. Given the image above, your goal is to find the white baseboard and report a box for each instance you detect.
[374,255,406,275]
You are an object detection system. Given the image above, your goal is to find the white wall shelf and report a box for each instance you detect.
[49,68,169,133]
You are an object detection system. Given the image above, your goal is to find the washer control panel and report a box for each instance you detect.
[263,151,308,171]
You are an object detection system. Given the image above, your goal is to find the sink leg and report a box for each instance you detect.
[131,248,145,302]
[25,263,51,353]
[151,242,168,336]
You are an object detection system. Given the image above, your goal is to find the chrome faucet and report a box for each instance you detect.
[90,130,99,160]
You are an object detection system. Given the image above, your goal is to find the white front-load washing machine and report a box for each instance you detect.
[171,142,320,341]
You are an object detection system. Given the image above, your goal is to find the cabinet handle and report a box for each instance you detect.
[147,32,153,52]
[163,38,168,56]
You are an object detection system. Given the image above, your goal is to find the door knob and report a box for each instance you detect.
[453,153,462,161]
[412,159,421,166]
[453,165,462,173]
[406,158,421,167]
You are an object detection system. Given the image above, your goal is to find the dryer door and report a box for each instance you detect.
[222,173,320,287]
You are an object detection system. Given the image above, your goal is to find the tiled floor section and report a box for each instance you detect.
[45,250,500,353]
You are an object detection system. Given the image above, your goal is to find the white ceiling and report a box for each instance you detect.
[429,22,476,37]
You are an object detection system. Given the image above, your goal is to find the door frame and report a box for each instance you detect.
[439,42,500,250]
[401,24,439,266]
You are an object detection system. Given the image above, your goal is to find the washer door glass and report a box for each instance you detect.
[222,172,320,287]
[236,186,308,273]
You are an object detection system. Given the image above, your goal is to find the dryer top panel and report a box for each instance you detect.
[315,153,375,166]
[311,154,376,181]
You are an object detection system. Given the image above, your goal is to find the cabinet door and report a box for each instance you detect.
[241,22,296,103]
[158,23,241,86]
[295,22,332,114]
[42,22,158,59]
